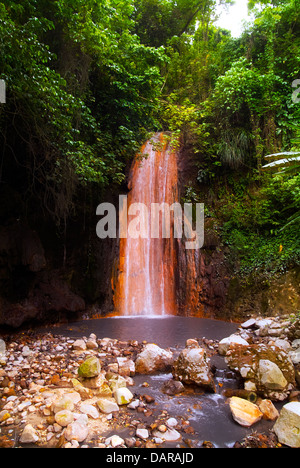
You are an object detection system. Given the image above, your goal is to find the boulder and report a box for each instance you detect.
[218,334,249,356]
[86,336,98,350]
[105,435,125,447]
[135,343,173,374]
[255,319,274,337]
[0,410,11,423]
[136,428,149,440]
[106,374,127,392]
[241,319,257,329]
[272,339,291,352]
[52,394,76,414]
[78,356,101,378]
[229,397,263,427]
[172,346,216,392]
[258,359,287,391]
[72,339,86,351]
[161,379,185,395]
[127,399,140,409]
[79,403,100,419]
[71,379,91,399]
[80,373,107,390]
[286,318,300,340]
[117,357,135,376]
[186,339,199,348]
[225,343,295,400]
[273,402,300,448]
[289,340,300,365]
[152,428,181,441]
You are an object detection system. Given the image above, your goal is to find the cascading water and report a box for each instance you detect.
[114,133,179,316]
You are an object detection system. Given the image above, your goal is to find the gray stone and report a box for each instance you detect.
[258,359,288,391]
[274,402,300,448]
[97,398,119,414]
[241,319,257,329]
[64,415,89,443]
[20,424,39,444]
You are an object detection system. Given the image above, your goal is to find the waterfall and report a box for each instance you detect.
[114,133,178,316]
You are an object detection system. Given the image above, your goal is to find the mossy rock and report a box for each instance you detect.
[78,356,101,378]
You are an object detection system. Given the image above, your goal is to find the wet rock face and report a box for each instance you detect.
[0,218,86,328]
[0,222,46,279]
[0,270,86,328]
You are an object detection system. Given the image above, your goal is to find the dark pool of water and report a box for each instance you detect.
[44,316,239,347]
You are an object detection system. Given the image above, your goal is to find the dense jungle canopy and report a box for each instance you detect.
[0,0,299,278]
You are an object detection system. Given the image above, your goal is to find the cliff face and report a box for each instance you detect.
[0,181,120,327]
[0,144,299,328]
[0,218,84,327]
[174,145,300,321]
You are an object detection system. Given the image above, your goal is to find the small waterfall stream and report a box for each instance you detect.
[114,133,178,316]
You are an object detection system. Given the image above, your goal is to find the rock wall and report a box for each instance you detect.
[0,219,86,327]
[0,184,120,327]
[0,143,298,328]
[174,144,300,320]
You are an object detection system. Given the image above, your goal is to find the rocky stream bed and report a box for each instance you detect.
[0,314,299,449]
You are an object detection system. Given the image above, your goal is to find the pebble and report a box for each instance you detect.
[136,428,149,440]
[20,424,39,443]
[55,410,74,427]
[79,403,99,419]
[105,435,125,447]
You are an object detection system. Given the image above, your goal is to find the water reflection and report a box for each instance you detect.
[47,317,238,347]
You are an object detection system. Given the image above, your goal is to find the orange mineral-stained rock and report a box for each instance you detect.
[229,396,263,427]
[114,133,178,317]
[258,399,279,421]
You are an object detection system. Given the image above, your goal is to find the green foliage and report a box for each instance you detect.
[155,0,300,280]
[218,172,300,276]
[0,0,166,223]
[133,0,231,47]
[0,0,299,281]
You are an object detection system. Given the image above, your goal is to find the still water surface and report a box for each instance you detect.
[48,316,239,346]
